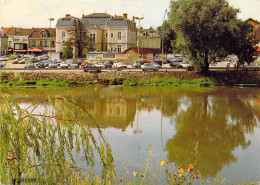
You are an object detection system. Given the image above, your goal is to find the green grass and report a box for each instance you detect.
[0,79,96,87]
[123,77,216,87]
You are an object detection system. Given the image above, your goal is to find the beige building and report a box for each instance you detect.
[138,27,161,49]
[28,28,56,55]
[56,13,137,58]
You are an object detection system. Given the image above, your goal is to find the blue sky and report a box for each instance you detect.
[0,0,259,29]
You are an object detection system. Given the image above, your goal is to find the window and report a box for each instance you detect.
[116,107,120,115]
[105,44,108,51]
[111,33,113,38]
[117,45,121,52]
[32,40,36,47]
[118,32,121,40]
[41,31,47,38]
[62,31,65,40]
[51,41,55,47]
[23,38,27,41]
[111,48,113,52]
[14,39,19,41]
[142,41,146,47]
[39,41,43,46]
[44,40,48,47]
[90,33,96,43]
[105,32,108,39]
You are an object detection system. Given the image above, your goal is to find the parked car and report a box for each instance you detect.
[104,60,113,68]
[0,56,8,61]
[80,62,88,68]
[0,61,5,67]
[95,61,105,68]
[151,62,161,68]
[112,62,127,68]
[35,62,45,68]
[12,58,20,64]
[70,63,79,68]
[19,58,31,64]
[83,63,102,72]
[132,61,141,68]
[60,62,69,68]
[141,63,159,71]
[24,62,35,69]
[37,55,48,61]
[31,58,40,63]
[49,62,58,68]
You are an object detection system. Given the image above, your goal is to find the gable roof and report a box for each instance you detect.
[6,27,33,36]
[30,28,56,38]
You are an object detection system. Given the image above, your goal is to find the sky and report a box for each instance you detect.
[0,0,260,29]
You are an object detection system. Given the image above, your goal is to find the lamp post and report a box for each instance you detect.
[134,16,144,61]
[49,18,54,59]
[162,9,167,65]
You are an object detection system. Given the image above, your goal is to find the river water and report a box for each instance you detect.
[1,86,260,184]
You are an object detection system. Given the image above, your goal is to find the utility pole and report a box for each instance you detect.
[162,9,167,65]
[49,18,54,59]
[134,16,144,61]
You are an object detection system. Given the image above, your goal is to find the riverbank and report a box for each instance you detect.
[0,70,259,86]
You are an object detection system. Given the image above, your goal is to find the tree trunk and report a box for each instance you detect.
[201,50,210,75]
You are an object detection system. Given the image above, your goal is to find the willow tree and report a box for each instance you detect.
[0,96,115,184]
[168,0,251,74]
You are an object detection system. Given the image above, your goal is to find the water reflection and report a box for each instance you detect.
[0,86,259,181]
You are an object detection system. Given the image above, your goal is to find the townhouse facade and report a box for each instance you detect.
[3,27,55,55]
[138,27,161,49]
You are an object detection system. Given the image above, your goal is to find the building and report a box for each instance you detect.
[123,47,163,62]
[138,27,161,49]
[0,27,8,55]
[56,13,137,58]
[28,28,56,55]
[82,13,137,52]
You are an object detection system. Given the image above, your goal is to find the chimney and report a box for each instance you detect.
[32,27,34,30]
[133,16,135,22]
[149,27,152,32]
[123,13,127,19]
[0,27,4,37]
[140,27,143,33]
[66,14,71,17]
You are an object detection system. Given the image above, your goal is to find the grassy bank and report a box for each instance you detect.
[0,77,216,87]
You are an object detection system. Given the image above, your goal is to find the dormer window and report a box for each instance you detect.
[40,31,48,38]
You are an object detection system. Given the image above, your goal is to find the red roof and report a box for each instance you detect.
[123,47,165,54]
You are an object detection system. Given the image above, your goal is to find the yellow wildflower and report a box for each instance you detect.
[178,168,184,174]
[161,161,165,166]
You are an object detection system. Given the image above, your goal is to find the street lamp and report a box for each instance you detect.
[134,16,144,61]
[49,18,54,59]
[162,9,167,65]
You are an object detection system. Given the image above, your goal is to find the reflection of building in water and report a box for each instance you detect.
[84,99,136,131]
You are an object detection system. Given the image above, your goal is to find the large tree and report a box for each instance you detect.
[157,20,176,53]
[168,0,256,74]
[67,19,93,58]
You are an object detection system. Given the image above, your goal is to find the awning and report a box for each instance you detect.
[8,48,13,52]
[14,50,27,52]
[28,48,43,52]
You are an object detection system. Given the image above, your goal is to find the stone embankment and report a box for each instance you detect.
[1,70,260,85]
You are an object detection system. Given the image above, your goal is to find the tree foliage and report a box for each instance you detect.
[67,19,93,58]
[62,41,73,59]
[0,96,115,184]
[157,20,176,53]
[168,0,257,74]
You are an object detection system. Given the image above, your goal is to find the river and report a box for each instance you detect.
[1,86,260,184]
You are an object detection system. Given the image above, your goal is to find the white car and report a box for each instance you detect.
[112,62,127,68]
[60,62,69,68]
[95,62,105,68]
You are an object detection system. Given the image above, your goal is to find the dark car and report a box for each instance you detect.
[36,61,46,68]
